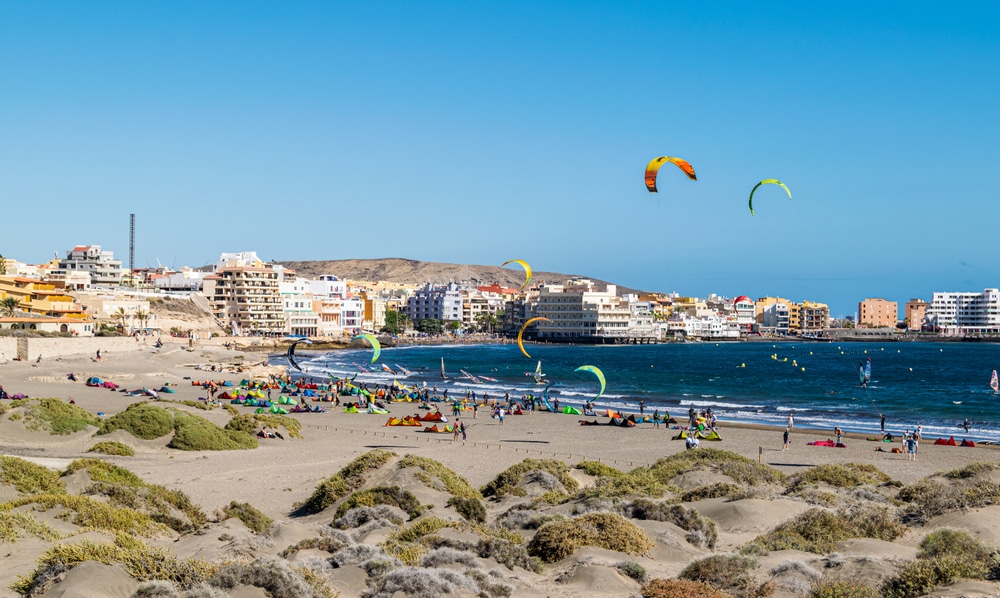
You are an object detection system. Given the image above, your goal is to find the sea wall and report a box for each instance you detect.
[14,337,145,361]
[0,338,16,362]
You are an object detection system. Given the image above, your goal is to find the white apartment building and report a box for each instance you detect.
[405,283,463,323]
[462,289,507,329]
[153,268,209,292]
[733,296,756,331]
[925,289,1000,334]
[666,313,741,340]
[279,277,319,337]
[533,279,642,341]
[761,302,790,333]
[50,245,124,288]
[341,298,365,333]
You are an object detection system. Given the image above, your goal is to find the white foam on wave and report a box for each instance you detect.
[679,399,756,409]
[775,406,811,412]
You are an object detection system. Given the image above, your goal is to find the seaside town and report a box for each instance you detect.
[0,244,995,347]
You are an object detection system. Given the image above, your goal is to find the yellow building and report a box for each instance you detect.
[0,276,89,320]
[905,299,927,330]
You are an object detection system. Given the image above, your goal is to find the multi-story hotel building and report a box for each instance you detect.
[925,290,1000,335]
[202,253,283,335]
[49,245,124,289]
[858,298,898,328]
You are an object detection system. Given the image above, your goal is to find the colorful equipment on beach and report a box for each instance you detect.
[562,406,582,415]
[961,439,977,448]
[644,156,697,193]
[517,317,550,358]
[385,416,422,427]
[575,365,606,401]
[421,424,454,433]
[352,333,381,364]
[748,179,792,216]
[286,338,312,372]
[934,436,958,446]
[501,259,532,291]
[807,440,846,448]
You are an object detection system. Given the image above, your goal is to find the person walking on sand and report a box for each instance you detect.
[782,427,790,451]
[453,419,461,442]
[835,427,843,445]
[96,349,102,362]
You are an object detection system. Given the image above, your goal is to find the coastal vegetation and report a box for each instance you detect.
[297,449,396,515]
[87,440,135,456]
[7,398,99,435]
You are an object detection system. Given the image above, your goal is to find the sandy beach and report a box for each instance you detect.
[2,338,1000,597]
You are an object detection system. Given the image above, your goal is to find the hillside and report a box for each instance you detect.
[277,257,647,295]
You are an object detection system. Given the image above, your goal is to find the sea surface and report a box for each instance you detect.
[276,341,1000,442]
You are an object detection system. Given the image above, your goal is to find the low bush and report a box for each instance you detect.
[617,560,648,583]
[334,486,421,520]
[526,512,653,562]
[918,528,996,571]
[0,510,62,542]
[297,449,395,515]
[207,557,334,598]
[334,505,403,530]
[168,412,257,451]
[225,413,303,439]
[447,496,487,523]
[575,461,625,478]
[681,482,741,502]
[280,530,353,558]
[87,441,135,456]
[881,556,989,598]
[64,458,206,533]
[2,493,166,537]
[421,546,478,567]
[943,461,1000,479]
[220,501,273,534]
[679,554,760,596]
[18,398,100,435]
[0,455,65,495]
[647,448,786,486]
[897,477,1000,523]
[642,578,727,598]
[361,566,511,598]
[625,500,717,549]
[809,581,880,598]
[787,463,892,494]
[481,458,579,498]
[477,536,542,572]
[745,504,905,555]
[98,402,175,439]
[398,454,480,498]
[10,533,217,596]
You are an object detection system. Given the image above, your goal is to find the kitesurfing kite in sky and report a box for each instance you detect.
[644,156,697,193]
[353,333,381,364]
[286,338,312,372]
[502,259,532,290]
[575,365,606,400]
[748,179,792,215]
[517,317,550,358]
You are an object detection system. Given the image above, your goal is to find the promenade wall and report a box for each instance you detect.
[2,337,145,361]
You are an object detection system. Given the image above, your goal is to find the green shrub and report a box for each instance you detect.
[576,468,672,500]
[1,493,165,537]
[167,412,257,450]
[221,501,273,534]
[87,441,135,456]
[809,581,880,598]
[298,449,395,515]
[681,482,741,502]
[745,504,905,555]
[576,461,625,478]
[618,561,648,583]
[788,463,892,493]
[476,537,542,573]
[334,486,421,520]
[17,398,100,435]
[526,512,654,562]
[628,501,717,549]
[642,578,727,598]
[64,459,207,533]
[650,448,785,483]
[98,402,175,439]
[881,556,986,598]
[679,554,759,596]
[10,533,217,596]
[917,528,995,571]
[0,511,61,542]
[481,458,580,499]
[0,456,65,495]
[943,462,1000,479]
[897,477,1000,523]
[447,496,487,523]
[225,413,303,439]
[399,454,480,498]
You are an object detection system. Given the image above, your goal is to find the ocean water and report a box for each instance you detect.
[278,341,1000,442]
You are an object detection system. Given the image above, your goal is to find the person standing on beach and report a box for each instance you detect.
[782,427,790,451]
[652,409,660,428]
[880,414,886,433]
[835,427,843,445]
[787,413,794,429]
[963,418,971,432]
[453,419,461,442]
[639,400,645,415]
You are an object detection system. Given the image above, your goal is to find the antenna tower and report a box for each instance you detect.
[129,213,135,287]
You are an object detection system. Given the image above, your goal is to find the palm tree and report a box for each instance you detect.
[1,296,19,317]
[134,309,149,332]
[114,307,129,332]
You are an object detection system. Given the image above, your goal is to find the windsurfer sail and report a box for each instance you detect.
[865,358,872,384]
[525,360,546,384]
[459,369,482,384]
[440,357,447,380]
[353,362,371,373]
[478,374,500,382]
[381,364,397,375]
[992,370,998,394]
[395,364,413,377]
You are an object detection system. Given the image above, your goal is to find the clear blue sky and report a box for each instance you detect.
[2,2,998,316]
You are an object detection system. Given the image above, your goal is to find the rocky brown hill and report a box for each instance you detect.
[276,258,646,295]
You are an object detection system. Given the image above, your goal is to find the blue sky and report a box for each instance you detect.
[1,2,998,316]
